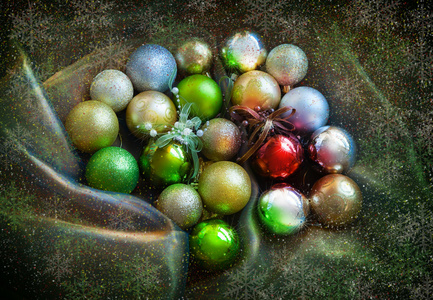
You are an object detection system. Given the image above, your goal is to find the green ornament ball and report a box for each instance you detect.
[139,141,192,187]
[85,147,139,194]
[155,183,203,229]
[177,74,223,121]
[189,219,240,270]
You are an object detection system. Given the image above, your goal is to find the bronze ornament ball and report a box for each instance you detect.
[65,100,119,153]
[198,161,251,215]
[231,70,281,111]
[309,174,363,226]
[199,118,242,161]
[155,183,203,230]
[175,39,213,75]
[126,91,177,139]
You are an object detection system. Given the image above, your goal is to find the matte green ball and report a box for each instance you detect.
[155,184,203,229]
[139,141,192,187]
[85,147,139,194]
[177,74,223,121]
[189,219,240,270]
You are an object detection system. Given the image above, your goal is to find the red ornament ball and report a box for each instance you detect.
[251,134,304,179]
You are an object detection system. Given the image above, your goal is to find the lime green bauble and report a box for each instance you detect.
[85,147,139,194]
[177,74,223,121]
[189,219,240,270]
[139,141,192,187]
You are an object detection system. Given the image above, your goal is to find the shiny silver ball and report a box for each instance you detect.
[308,126,356,174]
[220,30,267,74]
[279,86,329,133]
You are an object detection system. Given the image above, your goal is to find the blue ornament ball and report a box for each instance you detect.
[126,44,177,93]
[279,86,329,133]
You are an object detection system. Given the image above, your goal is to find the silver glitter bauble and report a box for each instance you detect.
[90,70,134,112]
[308,126,356,174]
[279,86,329,133]
[266,44,308,88]
[126,44,177,93]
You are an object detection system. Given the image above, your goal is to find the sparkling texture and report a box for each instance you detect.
[309,174,363,226]
[231,70,281,110]
[90,69,134,112]
[308,126,356,174]
[257,183,309,235]
[189,219,240,270]
[155,183,203,229]
[279,86,329,133]
[252,134,304,179]
[266,44,308,87]
[199,118,241,161]
[126,91,177,139]
[220,30,267,74]
[85,147,139,194]
[125,44,177,92]
[177,74,223,121]
[198,161,251,215]
[65,100,119,153]
[139,141,192,187]
[175,39,212,75]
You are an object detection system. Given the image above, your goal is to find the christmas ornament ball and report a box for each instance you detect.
[199,118,242,161]
[279,86,329,133]
[175,39,213,75]
[257,183,309,235]
[90,69,134,112]
[125,44,177,92]
[231,70,281,110]
[139,141,192,187]
[65,100,119,153]
[252,134,304,179]
[189,219,240,270]
[220,30,267,74]
[177,74,223,121]
[155,184,203,229]
[85,147,139,194]
[198,161,251,215]
[126,91,177,139]
[308,126,356,174]
[266,44,308,88]
[309,174,363,226]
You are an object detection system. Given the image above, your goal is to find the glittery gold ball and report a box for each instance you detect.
[198,161,251,215]
[231,70,281,110]
[65,100,119,153]
[309,174,363,226]
[200,118,242,161]
[126,91,177,139]
[155,183,203,229]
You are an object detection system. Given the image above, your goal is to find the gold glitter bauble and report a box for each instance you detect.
[126,91,177,139]
[200,118,242,161]
[231,70,281,110]
[65,100,119,153]
[309,174,363,226]
[198,161,251,215]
